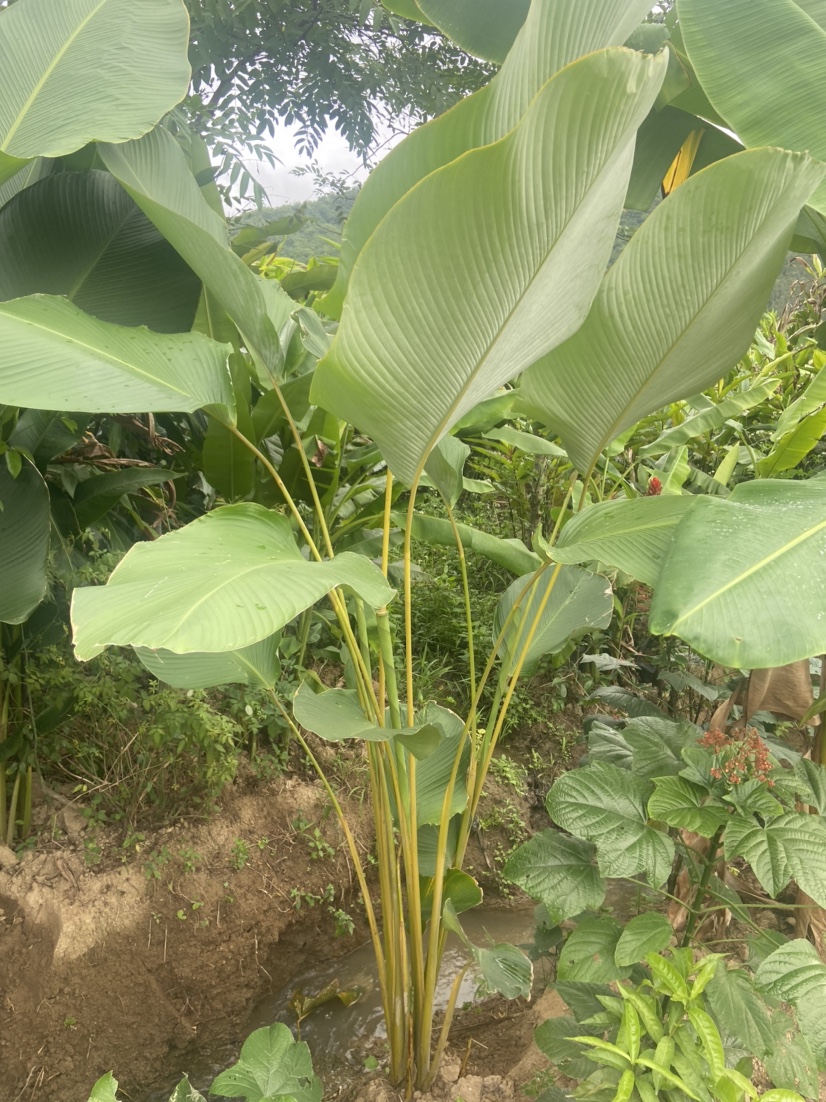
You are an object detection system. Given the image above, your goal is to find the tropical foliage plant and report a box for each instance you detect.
[87,1023,321,1102]
[3,0,826,1094]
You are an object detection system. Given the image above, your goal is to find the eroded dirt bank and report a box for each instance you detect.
[0,771,374,1102]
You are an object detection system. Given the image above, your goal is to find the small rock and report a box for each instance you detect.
[0,844,18,869]
[60,805,88,837]
[449,1076,483,1102]
[439,1063,461,1086]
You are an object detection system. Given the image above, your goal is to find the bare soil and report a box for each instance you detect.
[0,766,375,1102]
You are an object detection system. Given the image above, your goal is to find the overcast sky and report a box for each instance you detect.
[240,121,404,206]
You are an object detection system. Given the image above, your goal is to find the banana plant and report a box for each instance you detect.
[3,0,826,1091]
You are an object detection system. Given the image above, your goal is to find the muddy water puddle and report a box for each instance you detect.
[142,880,656,1100]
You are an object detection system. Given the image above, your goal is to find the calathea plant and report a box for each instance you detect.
[3,0,826,1093]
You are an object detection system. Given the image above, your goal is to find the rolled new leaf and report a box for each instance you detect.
[71,505,395,660]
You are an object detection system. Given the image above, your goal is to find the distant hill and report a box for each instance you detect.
[235,190,356,263]
[242,188,810,315]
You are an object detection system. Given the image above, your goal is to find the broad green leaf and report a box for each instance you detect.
[420,868,482,922]
[482,427,566,458]
[534,1015,606,1078]
[0,156,50,210]
[724,812,826,904]
[649,478,826,668]
[642,379,779,456]
[0,152,30,189]
[0,295,232,417]
[758,405,826,476]
[414,702,470,825]
[757,1092,807,1102]
[423,435,470,506]
[756,940,826,1064]
[86,1073,120,1102]
[0,0,189,161]
[588,686,667,719]
[442,901,533,998]
[503,831,606,925]
[614,914,673,967]
[8,409,87,464]
[553,496,695,587]
[0,458,49,623]
[521,149,825,473]
[397,512,540,576]
[135,636,280,690]
[292,683,442,759]
[648,776,729,837]
[625,105,702,212]
[0,170,200,333]
[168,1077,206,1102]
[99,128,283,375]
[324,0,656,315]
[687,1005,724,1083]
[774,359,826,438]
[71,505,395,660]
[416,0,529,62]
[764,1018,819,1100]
[679,0,826,217]
[210,1023,322,1102]
[473,941,533,1000]
[792,757,826,814]
[548,762,674,886]
[202,386,257,501]
[558,916,631,983]
[453,392,518,436]
[73,468,173,529]
[494,566,614,676]
[621,718,702,781]
[705,967,774,1060]
[313,47,667,484]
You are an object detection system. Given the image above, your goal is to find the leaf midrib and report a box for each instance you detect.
[1,300,190,398]
[669,511,826,630]
[2,0,111,151]
[409,59,657,485]
[590,160,806,463]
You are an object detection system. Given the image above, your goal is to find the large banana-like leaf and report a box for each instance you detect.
[553,496,695,587]
[322,0,655,315]
[494,566,614,675]
[649,479,826,668]
[313,48,667,485]
[679,0,826,217]
[642,378,779,457]
[395,513,540,576]
[0,157,50,210]
[0,295,233,416]
[416,0,529,62]
[292,684,442,759]
[0,459,49,624]
[135,636,281,690]
[0,171,201,333]
[71,505,396,660]
[521,149,825,473]
[0,0,189,169]
[99,129,284,375]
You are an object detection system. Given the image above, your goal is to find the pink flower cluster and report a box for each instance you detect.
[697,727,775,787]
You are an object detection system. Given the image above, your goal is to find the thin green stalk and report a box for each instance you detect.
[425,963,471,1089]
[222,418,380,720]
[681,825,725,946]
[267,691,388,996]
[444,502,477,716]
